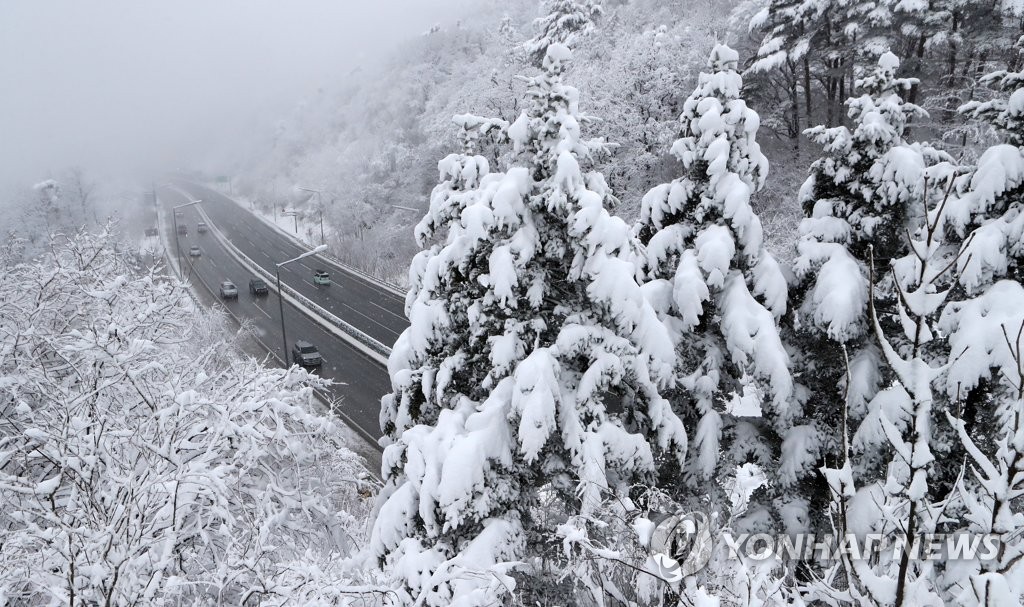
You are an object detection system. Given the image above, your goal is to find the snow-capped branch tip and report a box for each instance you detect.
[708,44,740,72]
[543,43,573,73]
[878,51,900,73]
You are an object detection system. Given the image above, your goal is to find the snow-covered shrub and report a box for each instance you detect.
[0,227,376,605]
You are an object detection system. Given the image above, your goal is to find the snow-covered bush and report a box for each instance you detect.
[0,227,376,605]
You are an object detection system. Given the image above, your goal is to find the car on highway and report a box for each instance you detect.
[313,269,331,286]
[174,210,184,217]
[176,224,188,235]
[219,281,238,299]
[188,245,202,257]
[144,227,158,237]
[249,278,269,296]
[197,222,208,234]
[291,340,323,368]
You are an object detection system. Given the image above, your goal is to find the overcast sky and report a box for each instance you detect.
[0,1,469,186]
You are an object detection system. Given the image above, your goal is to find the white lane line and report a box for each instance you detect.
[252,303,272,319]
[299,262,313,271]
[209,258,218,268]
[369,300,407,322]
[341,301,402,338]
[296,282,399,337]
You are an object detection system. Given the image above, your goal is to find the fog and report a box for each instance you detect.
[0,1,471,187]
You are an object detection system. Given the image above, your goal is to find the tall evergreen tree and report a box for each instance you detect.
[634,45,795,513]
[372,44,686,605]
[928,41,1024,602]
[794,55,984,604]
[791,52,953,479]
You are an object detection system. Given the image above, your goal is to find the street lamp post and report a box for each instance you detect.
[171,198,202,274]
[298,186,326,244]
[276,244,328,365]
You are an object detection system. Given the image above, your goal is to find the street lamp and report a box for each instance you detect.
[276,244,328,365]
[172,197,202,274]
[297,186,326,244]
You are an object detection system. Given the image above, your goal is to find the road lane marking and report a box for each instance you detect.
[341,301,402,338]
[297,282,399,338]
[370,300,407,322]
[252,303,272,319]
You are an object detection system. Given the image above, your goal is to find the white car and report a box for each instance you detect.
[188,246,202,257]
[219,281,238,299]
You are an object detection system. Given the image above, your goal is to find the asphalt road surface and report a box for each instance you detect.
[159,187,392,452]
[172,181,409,347]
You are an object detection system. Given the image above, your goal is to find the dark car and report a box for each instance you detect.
[144,227,158,237]
[197,222,208,234]
[291,341,322,368]
[176,224,188,235]
[249,278,269,296]
[188,245,201,257]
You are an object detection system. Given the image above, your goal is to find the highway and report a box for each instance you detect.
[171,181,409,347]
[158,186,392,453]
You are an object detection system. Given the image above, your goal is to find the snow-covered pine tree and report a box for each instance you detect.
[939,279,1024,604]
[634,44,795,517]
[927,44,1024,603]
[791,53,956,492]
[372,44,686,606]
[952,45,1024,287]
[523,0,602,66]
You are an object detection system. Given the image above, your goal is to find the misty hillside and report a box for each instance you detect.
[232,0,742,282]
[231,0,1019,285]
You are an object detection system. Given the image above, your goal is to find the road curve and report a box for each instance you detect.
[172,181,409,347]
[159,186,391,451]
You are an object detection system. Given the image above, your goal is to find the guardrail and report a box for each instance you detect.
[192,202,392,367]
